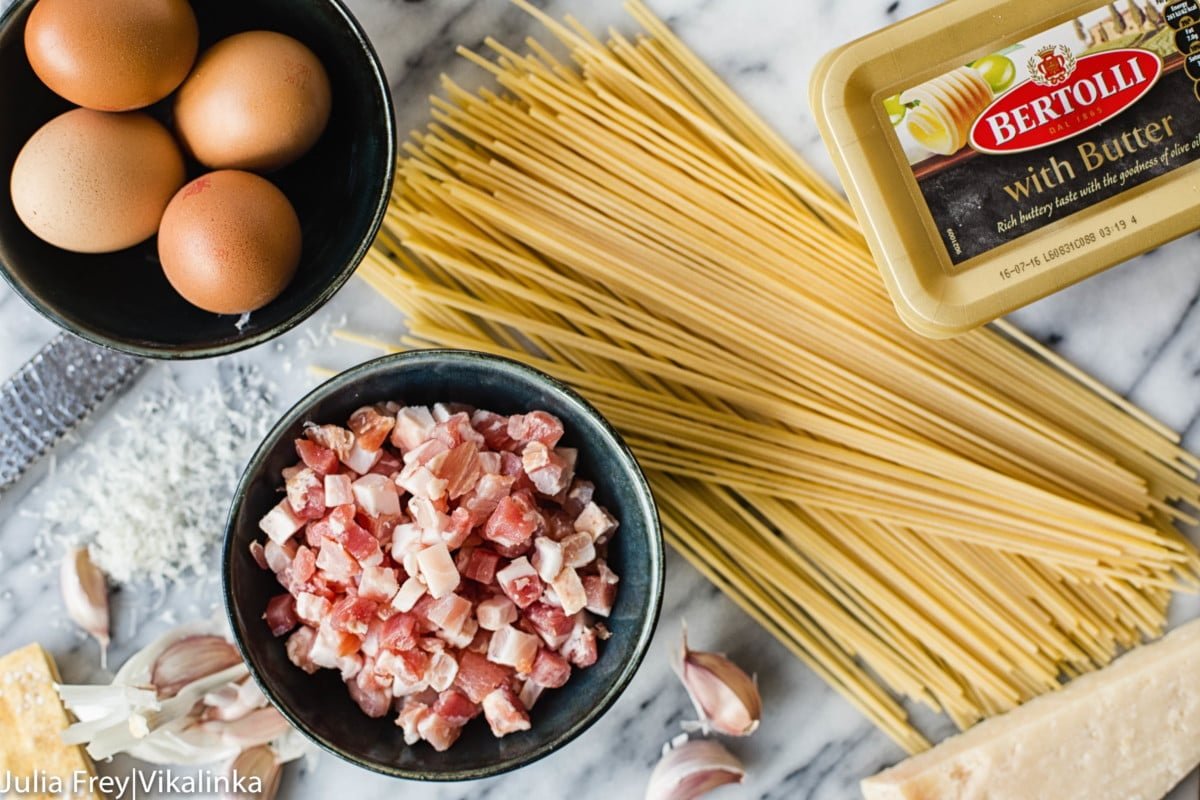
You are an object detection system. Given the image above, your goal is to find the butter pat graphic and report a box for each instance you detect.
[861,617,1200,800]
[900,67,994,155]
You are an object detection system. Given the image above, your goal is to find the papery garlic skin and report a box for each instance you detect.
[223,745,281,800]
[674,628,762,737]
[151,635,243,699]
[61,548,110,667]
[645,737,745,800]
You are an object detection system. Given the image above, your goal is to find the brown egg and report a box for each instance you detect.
[158,170,301,314]
[174,31,332,172]
[11,109,185,254]
[25,0,198,111]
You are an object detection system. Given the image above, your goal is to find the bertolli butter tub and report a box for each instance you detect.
[813,0,1200,337]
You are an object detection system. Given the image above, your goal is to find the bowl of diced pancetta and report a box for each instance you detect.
[222,348,664,779]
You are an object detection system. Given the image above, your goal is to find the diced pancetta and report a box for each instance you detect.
[476,596,518,631]
[487,624,539,674]
[531,537,564,583]
[351,474,401,517]
[550,567,588,616]
[259,500,305,544]
[482,686,531,737]
[359,565,400,603]
[391,576,427,613]
[415,542,460,598]
[323,473,354,507]
[391,406,437,452]
[496,557,542,609]
[574,501,618,543]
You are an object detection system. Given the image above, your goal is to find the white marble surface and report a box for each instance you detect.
[1,0,1199,798]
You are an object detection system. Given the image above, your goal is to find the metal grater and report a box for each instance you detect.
[0,333,144,490]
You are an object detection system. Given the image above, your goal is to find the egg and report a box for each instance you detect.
[158,170,301,314]
[24,0,198,111]
[11,109,186,254]
[174,31,332,172]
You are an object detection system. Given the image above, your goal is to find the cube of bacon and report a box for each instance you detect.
[518,680,544,710]
[391,576,426,614]
[259,500,305,544]
[574,501,618,543]
[264,594,299,637]
[305,423,354,461]
[323,474,354,507]
[415,542,460,598]
[561,618,599,668]
[523,601,574,648]
[385,648,432,694]
[561,532,597,570]
[476,451,502,475]
[249,541,269,570]
[337,652,364,681]
[315,540,356,584]
[380,612,419,652]
[428,650,460,693]
[462,548,501,585]
[291,545,317,584]
[507,411,564,449]
[476,595,518,631]
[417,711,464,752]
[427,441,483,501]
[483,495,541,551]
[530,649,571,689]
[295,592,332,625]
[311,621,361,668]
[482,686,531,738]
[433,687,480,726]
[584,560,620,617]
[286,626,319,674]
[403,438,449,467]
[460,473,516,524]
[432,412,485,450]
[343,439,383,475]
[563,479,595,517]
[328,506,383,567]
[488,624,540,674]
[330,595,378,637]
[368,449,403,477]
[295,438,339,476]
[348,405,396,452]
[348,666,393,719]
[263,538,297,576]
[351,474,401,518]
[396,461,448,502]
[521,442,574,497]
[471,409,516,451]
[496,557,542,609]
[425,593,473,637]
[359,565,400,603]
[443,507,474,550]
[409,496,450,537]
[391,406,437,452]
[531,537,564,583]
[550,567,588,616]
[454,651,514,704]
[396,696,432,745]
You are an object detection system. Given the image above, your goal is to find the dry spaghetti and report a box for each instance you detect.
[357,0,1200,752]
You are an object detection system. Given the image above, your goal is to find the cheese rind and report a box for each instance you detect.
[862,618,1200,800]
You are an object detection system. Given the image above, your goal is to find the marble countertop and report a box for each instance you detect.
[1,0,1199,798]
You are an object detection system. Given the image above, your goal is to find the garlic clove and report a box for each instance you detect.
[61,548,110,668]
[151,636,242,699]
[223,745,282,800]
[645,737,745,800]
[674,627,762,737]
[202,707,292,750]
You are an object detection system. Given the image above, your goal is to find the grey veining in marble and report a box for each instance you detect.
[0,1,1198,799]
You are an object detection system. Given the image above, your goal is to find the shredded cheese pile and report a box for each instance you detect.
[34,365,276,587]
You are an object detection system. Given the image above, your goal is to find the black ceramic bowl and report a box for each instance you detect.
[224,350,665,780]
[0,0,394,358]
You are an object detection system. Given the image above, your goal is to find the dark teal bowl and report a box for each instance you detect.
[0,0,395,359]
[223,350,665,780]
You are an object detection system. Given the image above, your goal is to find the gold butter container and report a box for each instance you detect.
[812,0,1200,337]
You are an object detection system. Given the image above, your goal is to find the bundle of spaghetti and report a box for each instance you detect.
[356,0,1200,751]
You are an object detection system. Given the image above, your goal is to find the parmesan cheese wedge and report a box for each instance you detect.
[862,618,1200,800]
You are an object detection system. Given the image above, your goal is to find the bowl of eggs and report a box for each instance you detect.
[0,0,395,358]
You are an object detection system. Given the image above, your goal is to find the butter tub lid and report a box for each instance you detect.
[811,0,1200,337]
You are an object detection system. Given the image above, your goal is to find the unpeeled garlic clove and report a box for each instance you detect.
[223,745,281,800]
[151,635,243,699]
[645,737,745,800]
[61,548,110,668]
[674,627,761,737]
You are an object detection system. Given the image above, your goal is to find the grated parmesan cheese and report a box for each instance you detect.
[33,364,276,587]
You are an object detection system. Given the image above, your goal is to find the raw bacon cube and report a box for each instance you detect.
[428,650,460,692]
[507,411,564,449]
[291,545,317,584]
[524,602,574,648]
[264,594,299,637]
[367,449,403,477]
[561,532,597,569]
[563,479,595,517]
[433,688,479,726]
[561,618,599,668]
[359,565,400,603]
[249,541,268,570]
[348,405,396,451]
[415,543,460,598]
[487,624,540,673]
[476,451,502,474]
[530,649,571,689]
[462,547,501,585]
[531,537,564,583]
[496,557,542,609]
[574,501,618,543]
[471,409,515,451]
[521,442,574,497]
[263,539,297,575]
[285,626,318,674]
[343,439,383,475]
[483,495,540,550]
[295,438,339,476]
[391,576,426,613]
[417,711,464,752]
[315,540,356,584]
[348,666,393,719]
[324,473,354,507]
[351,474,401,517]
[403,438,449,467]
[476,596,518,631]
[549,567,588,616]
[396,461,448,502]
[425,593,473,636]
[454,651,513,704]
[482,686,531,737]
[330,595,378,637]
[391,406,436,452]
[259,501,305,544]
[396,696,432,745]
[304,423,354,460]
[428,442,483,500]
[295,592,332,625]
[584,560,620,617]
[380,612,419,652]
